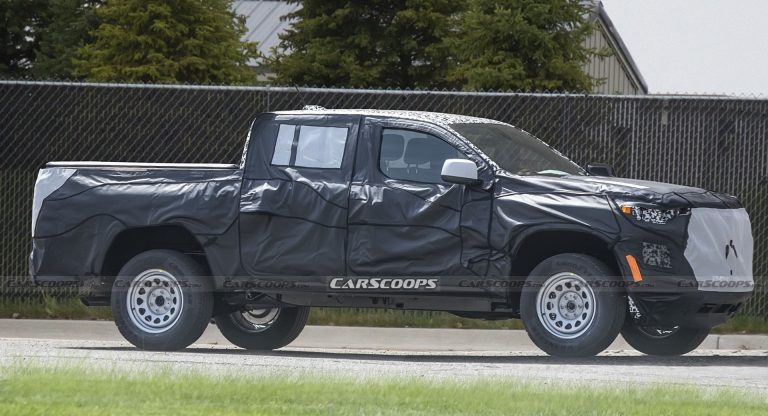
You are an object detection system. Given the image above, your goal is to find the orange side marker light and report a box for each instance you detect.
[625,255,643,282]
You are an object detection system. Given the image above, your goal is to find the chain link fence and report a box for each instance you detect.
[1,80,766,316]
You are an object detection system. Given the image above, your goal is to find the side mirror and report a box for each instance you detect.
[586,163,615,177]
[441,159,480,185]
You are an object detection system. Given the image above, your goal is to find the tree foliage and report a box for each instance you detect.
[2,0,604,90]
[0,0,49,76]
[272,0,464,88]
[73,0,259,84]
[273,0,601,91]
[449,0,598,91]
[33,0,102,78]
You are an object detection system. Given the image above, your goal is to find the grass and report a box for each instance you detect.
[0,297,524,329]
[711,314,768,334]
[306,308,524,329]
[1,296,767,334]
[0,296,112,321]
[0,365,765,416]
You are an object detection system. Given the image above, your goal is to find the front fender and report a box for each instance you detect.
[491,191,621,252]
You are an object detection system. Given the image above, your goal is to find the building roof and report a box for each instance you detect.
[589,1,648,94]
[233,0,299,56]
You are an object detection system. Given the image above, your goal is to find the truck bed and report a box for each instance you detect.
[30,161,243,282]
[46,161,239,170]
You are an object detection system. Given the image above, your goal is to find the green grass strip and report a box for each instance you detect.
[0,365,765,415]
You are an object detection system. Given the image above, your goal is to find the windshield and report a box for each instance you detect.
[450,123,585,177]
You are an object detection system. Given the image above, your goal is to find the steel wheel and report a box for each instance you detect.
[522,254,625,357]
[535,272,596,339]
[112,250,213,351]
[126,268,183,334]
[214,306,309,350]
[230,308,281,333]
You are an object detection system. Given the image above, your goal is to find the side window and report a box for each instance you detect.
[271,124,349,169]
[271,125,295,165]
[379,128,464,183]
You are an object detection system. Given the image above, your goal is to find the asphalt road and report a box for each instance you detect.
[1,320,767,391]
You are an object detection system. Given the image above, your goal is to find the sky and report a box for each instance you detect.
[598,0,768,95]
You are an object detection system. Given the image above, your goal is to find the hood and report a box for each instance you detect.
[494,173,741,209]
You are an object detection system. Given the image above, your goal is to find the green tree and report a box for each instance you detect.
[272,0,464,88]
[73,0,259,84]
[449,0,598,91]
[0,0,49,76]
[33,0,102,78]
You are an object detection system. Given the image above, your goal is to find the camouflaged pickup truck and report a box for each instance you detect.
[30,108,753,357]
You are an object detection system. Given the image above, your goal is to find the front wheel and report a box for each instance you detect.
[621,324,710,356]
[520,253,626,357]
[214,306,309,350]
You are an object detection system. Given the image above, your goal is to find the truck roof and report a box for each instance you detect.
[271,109,505,128]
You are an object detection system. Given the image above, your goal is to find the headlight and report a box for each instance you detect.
[618,204,689,225]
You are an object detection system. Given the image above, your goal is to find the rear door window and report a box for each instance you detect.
[271,124,349,169]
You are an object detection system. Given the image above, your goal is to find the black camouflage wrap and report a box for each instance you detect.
[30,110,753,327]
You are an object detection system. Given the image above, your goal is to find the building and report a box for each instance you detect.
[584,2,648,94]
[233,0,300,59]
[234,0,647,94]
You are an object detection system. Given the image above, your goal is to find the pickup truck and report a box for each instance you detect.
[30,108,754,357]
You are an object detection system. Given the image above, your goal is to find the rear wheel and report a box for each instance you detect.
[621,324,710,356]
[520,253,626,357]
[214,306,309,350]
[111,249,213,351]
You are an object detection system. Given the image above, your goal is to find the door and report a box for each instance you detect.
[239,114,360,283]
[346,117,495,287]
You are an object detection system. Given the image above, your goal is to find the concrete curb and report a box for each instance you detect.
[716,334,768,350]
[1,319,767,351]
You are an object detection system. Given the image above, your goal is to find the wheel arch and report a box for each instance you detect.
[509,226,622,279]
[100,224,213,278]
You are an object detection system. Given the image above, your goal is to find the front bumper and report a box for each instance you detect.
[616,206,754,328]
[629,290,750,328]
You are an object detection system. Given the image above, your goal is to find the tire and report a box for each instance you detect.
[520,253,626,357]
[111,249,213,351]
[621,324,710,356]
[214,306,310,350]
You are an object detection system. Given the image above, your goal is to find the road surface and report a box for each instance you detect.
[1,319,766,391]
